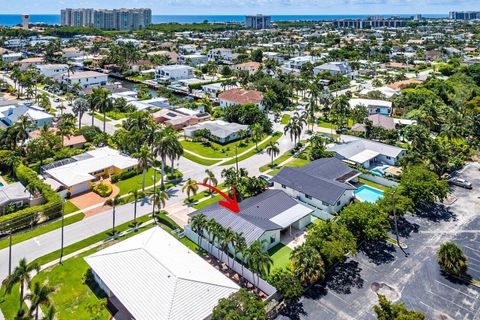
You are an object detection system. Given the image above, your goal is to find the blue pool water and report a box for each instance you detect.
[371,169,384,176]
[355,185,384,203]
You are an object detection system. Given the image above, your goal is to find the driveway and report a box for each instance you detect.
[277,162,480,320]
[69,183,120,217]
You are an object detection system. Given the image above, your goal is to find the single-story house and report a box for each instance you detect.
[15,57,44,70]
[85,227,239,320]
[327,135,407,168]
[183,120,249,144]
[233,61,261,74]
[272,158,360,219]
[0,104,53,129]
[152,108,210,130]
[28,129,86,149]
[188,189,313,251]
[0,182,32,215]
[351,114,396,133]
[218,88,264,110]
[43,147,138,196]
[314,61,351,76]
[349,98,392,116]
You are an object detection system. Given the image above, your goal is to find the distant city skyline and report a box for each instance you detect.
[0,0,479,15]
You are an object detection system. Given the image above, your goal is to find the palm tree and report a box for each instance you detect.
[128,189,145,227]
[330,95,351,129]
[57,113,76,147]
[231,232,246,269]
[190,214,207,246]
[150,188,169,214]
[284,112,306,145]
[291,243,325,286]
[220,227,236,263]
[203,169,218,197]
[154,127,181,187]
[14,115,36,145]
[43,306,56,320]
[104,195,122,235]
[133,144,153,192]
[72,97,89,129]
[437,242,468,277]
[2,258,40,317]
[250,123,264,149]
[57,103,66,116]
[182,178,198,202]
[245,240,272,287]
[91,88,113,133]
[26,282,53,320]
[305,96,319,131]
[265,141,280,168]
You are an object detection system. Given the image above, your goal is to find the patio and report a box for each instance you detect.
[68,180,120,217]
[280,228,306,249]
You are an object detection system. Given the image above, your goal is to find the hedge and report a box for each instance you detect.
[110,170,138,183]
[0,164,63,234]
[188,80,225,90]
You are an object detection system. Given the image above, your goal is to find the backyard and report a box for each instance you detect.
[268,243,292,272]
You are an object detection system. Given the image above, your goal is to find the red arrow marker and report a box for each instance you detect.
[195,182,240,213]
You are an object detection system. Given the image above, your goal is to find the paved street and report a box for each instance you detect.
[0,199,153,281]
[277,162,480,320]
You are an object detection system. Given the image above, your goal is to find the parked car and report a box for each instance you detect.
[448,177,472,189]
[336,127,348,134]
[53,98,60,102]
[318,134,334,143]
[258,175,273,187]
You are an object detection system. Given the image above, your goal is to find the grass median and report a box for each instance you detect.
[221,132,282,166]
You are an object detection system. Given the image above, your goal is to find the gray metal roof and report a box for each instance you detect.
[190,190,303,244]
[271,158,358,205]
[0,182,30,206]
[328,136,406,159]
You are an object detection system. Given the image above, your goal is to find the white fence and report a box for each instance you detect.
[184,226,277,298]
[360,173,399,188]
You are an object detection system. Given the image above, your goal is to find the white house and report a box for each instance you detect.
[85,227,239,320]
[36,64,69,78]
[0,104,53,130]
[281,55,320,74]
[60,71,108,89]
[43,147,137,196]
[208,48,237,63]
[155,65,194,82]
[349,98,392,116]
[1,53,23,63]
[179,54,208,67]
[272,158,360,220]
[314,61,352,76]
[328,135,407,168]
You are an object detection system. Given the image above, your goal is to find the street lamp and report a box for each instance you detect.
[151,169,157,221]
[8,230,12,276]
[60,199,66,264]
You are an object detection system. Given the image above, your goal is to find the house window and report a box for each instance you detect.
[305,194,312,200]
[281,184,286,189]
[337,201,341,206]
[386,156,391,160]
[270,236,276,244]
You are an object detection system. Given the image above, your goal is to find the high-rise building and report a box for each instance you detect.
[61,8,152,30]
[22,15,30,30]
[449,11,480,20]
[333,18,406,29]
[245,15,271,29]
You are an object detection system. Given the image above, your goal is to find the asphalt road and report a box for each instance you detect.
[277,162,480,320]
[0,199,153,282]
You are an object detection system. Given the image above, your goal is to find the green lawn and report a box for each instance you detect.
[181,136,261,159]
[105,111,128,120]
[0,283,27,320]
[115,168,159,195]
[192,195,223,209]
[268,243,292,272]
[64,201,81,215]
[0,213,85,250]
[358,177,389,191]
[263,156,311,176]
[184,183,226,204]
[182,152,221,166]
[280,114,291,124]
[221,132,282,166]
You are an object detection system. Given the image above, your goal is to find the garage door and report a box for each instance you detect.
[71,181,91,195]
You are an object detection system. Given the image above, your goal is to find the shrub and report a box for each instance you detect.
[93,181,113,197]
[110,170,137,183]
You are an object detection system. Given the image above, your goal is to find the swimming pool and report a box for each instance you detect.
[371,169,384,176]
[355,185,384,203]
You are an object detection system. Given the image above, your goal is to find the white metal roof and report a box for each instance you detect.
[270,204,313,229]
[85,227,239,320]
[45,147,137,187]
[349,149,380,164]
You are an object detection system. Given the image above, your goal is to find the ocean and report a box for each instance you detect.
[0,14,448,27]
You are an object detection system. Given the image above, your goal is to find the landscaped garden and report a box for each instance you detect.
[220,132,282,166]
[268,243,292,272]
[181,136,261,159]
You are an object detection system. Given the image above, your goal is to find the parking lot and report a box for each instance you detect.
[277,162,480,320]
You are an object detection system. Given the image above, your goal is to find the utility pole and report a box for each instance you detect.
[8,231,12,276]
[152,169,157,221]
[235,144,239,173]
[60,200,65,264]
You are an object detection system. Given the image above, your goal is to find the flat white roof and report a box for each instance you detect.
[85,227,239,320]
[349,98,392,108]
[45,147,137,187]
[270,203,312,229]
[349,149,380,164]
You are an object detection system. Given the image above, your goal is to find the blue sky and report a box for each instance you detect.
[2,0,479,15]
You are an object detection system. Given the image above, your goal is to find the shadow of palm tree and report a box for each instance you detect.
[325,260,364,294]
[360,239,396,265]
[277,298,307,320]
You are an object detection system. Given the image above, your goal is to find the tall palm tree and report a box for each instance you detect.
[104,195,121,235]
[154,127,180,187]
[133,144,153,192]
[284,112,306,145]
[250,123,264,149]
[245,240,272,287]
[150,188,169,214]
[182,178,198,202]
[220,227,236,263]
[190,214,207,246]
[26,282,53,320]
[72,97,89,129]
[330,94,351,129]
[305,96,319,131]
[2,258,40,317]
[265,141,280,168]
[91,88,113,133]
[231,232,246,269]
[437,242,468,277]
[57,113,76,147]
[203,169,218,197]
[128,189,145,227]
[57,103,66,116]
[14,115,36,145]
